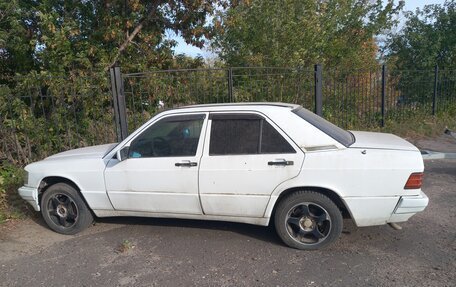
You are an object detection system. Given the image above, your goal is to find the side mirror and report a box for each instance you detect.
[116,146,129,162]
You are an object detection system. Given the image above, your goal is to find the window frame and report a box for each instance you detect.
[126,113,208,159]
[207,112,298,156]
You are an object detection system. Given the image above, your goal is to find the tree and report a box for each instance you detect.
[385,1,456,70]
[1,1,233,166]
[383,1,456,107]
[0,0,36,75]
[211,0,403,69]
[0,0,228,76]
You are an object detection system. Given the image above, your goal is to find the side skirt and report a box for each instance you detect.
[92,209,270,226]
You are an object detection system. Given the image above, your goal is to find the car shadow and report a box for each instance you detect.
[30,213,360,248]
[95,216,285,247]
[28,209,283,246]
[29,213,51,228]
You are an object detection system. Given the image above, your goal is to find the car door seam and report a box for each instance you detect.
[197,112,210,215]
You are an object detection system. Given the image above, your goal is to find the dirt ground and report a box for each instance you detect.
[0,159,455,287]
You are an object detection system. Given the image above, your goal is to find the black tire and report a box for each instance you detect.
[274,190,343,250]
[41,183,93,235]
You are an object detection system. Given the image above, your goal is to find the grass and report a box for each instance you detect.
[0,163,31,224]
[373,110,456,140]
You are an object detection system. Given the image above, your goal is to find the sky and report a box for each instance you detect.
[168,31,213,58]
[402,0,445,11]
[170,0,447,58]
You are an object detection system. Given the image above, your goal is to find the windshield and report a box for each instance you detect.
[292,107,355,147]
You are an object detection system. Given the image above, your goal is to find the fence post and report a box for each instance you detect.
[432,65,438,115]
[227,67,234,102]
[314,64,323,116]
[109,66,128,142]
[381,64,386,127]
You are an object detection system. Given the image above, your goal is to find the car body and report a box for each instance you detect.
[18,103,429,249]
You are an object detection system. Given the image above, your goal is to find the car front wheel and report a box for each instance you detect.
[41,183,93,235]
[274,190,343,250]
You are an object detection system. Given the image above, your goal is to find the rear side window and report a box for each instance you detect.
[261,120,295,153]
[210,118,260,155]
[209,114,295,155]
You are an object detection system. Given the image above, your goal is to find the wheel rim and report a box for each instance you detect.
[285,202,331,245]
[47,193,79,228]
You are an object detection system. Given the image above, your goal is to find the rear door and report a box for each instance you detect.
[198,112,305,217]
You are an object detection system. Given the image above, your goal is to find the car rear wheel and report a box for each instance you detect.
[274,190,343,250]
[41,183,93,235]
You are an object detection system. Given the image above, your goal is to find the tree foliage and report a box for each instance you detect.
[383,1,456,106]
[0,0,36,75]
[211,0,403,69]
[0,0,227,76]
[385,1,456,70]
[0,0,228,166]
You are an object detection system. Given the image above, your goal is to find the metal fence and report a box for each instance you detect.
[116,65,455,135]
[1,65,455,164]
[0,74,116,165]
[114,66,316,135]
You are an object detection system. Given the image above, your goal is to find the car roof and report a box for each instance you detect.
[165,102,301,113]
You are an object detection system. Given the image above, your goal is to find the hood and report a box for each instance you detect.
[45,143,118,160]
[349,131,419,152]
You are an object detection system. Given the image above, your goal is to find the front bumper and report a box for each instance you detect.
[18,186,40,211]
[388,191,429,223]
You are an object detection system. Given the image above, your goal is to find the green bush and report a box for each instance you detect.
[0,162,31,223]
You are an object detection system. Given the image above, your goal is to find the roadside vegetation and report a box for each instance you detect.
[0,164,29,223]
[381,109,456,140]
[1,1,455,223]
[116,239,136,254]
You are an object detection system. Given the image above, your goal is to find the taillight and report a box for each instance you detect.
[404,172,423,189]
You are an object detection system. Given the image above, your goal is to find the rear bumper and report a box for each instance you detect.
[388,191,428,223]
[18,186,40,211]
[394,191,429,214]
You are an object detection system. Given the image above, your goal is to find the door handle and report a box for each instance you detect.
[268,159,294,166]
[175,161,198,167]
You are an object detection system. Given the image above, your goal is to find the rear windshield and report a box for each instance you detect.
[292,107,355,147]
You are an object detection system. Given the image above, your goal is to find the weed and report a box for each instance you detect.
[372,110,456,140]
[0,162,31,224]
[117,239,135,253]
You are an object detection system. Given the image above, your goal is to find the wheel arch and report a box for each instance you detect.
[38,176,90,210]
[270,186,353,220]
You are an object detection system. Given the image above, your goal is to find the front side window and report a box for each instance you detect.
[128,114,205,158]
[209,114,295,155]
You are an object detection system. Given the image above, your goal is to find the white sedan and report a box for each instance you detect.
[18,103,428,250]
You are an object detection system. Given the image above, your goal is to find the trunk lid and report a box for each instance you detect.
[349,131,419,152]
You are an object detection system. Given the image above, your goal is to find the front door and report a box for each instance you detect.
[104,113,207,214]
[198,112,305,217]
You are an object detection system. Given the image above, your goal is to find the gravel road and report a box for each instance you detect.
[0,159,455,287]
